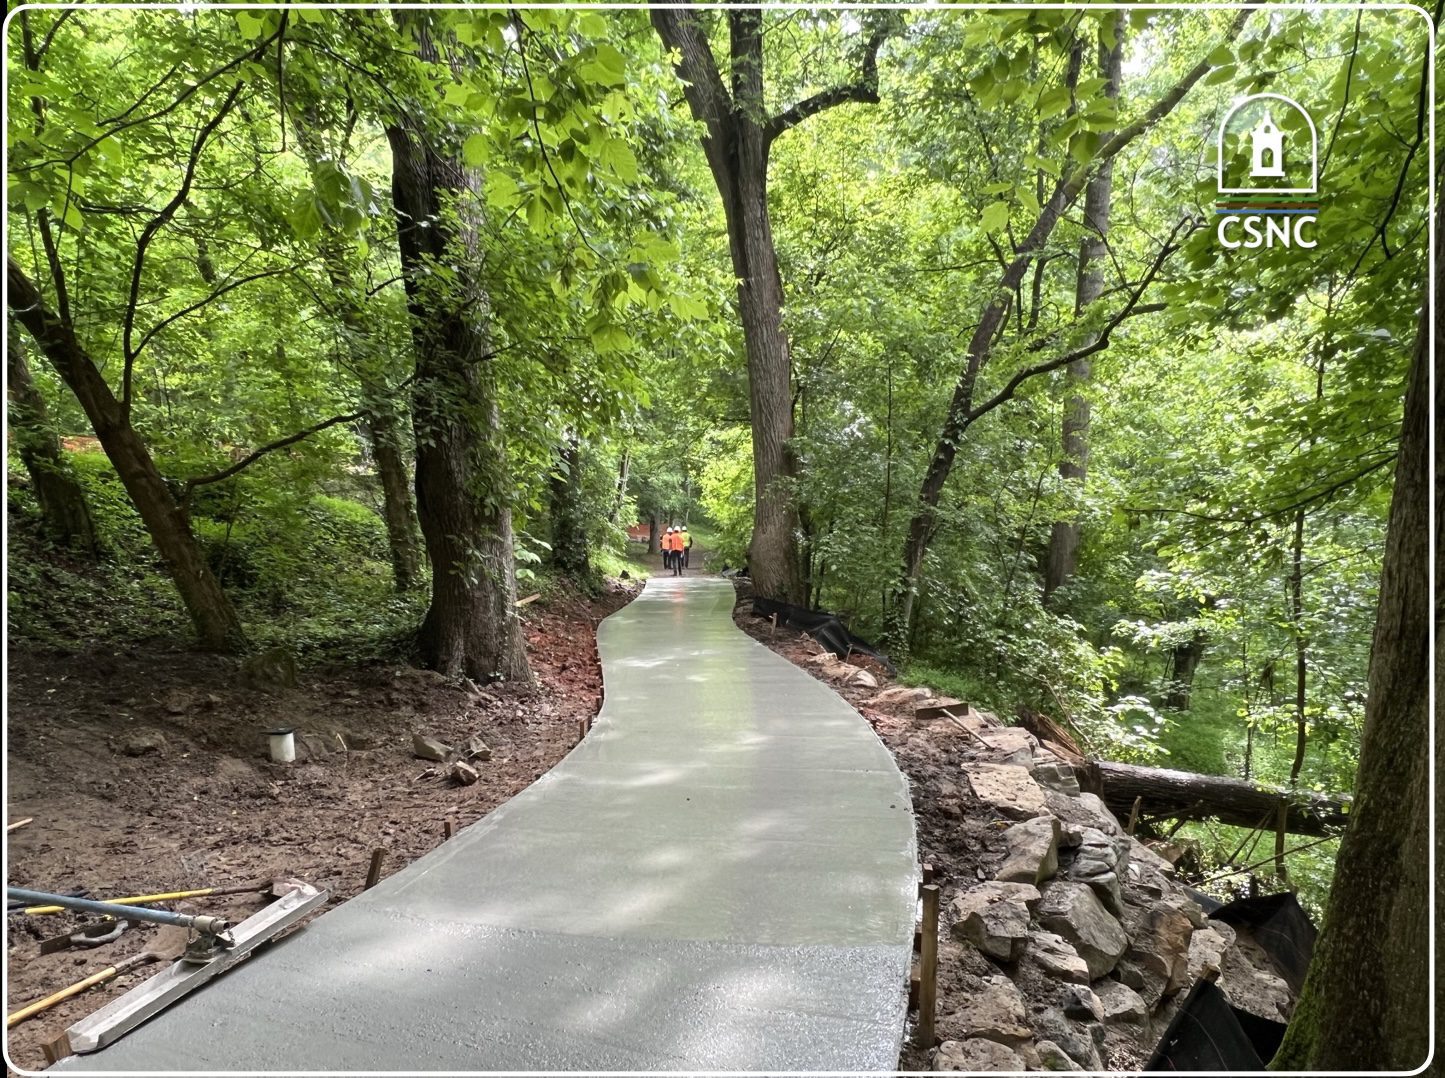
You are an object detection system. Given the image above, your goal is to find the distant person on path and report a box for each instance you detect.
[669,527,684,576]
[662,527,675,571]
[683,528,692,569]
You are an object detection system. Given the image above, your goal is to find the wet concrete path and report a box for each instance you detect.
[59,575,918,1071]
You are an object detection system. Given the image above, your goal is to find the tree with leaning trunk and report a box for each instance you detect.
[6,319,100,556]
[8,258,248,651]
[887,11,1248,651]
[385,13,532,684]
[650,9,893,603]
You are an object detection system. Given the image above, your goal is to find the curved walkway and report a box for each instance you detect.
[61,576,918,1072]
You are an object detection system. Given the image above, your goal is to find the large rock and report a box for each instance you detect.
[949,882,1041,962]
[1187,921,1236,984]
[241,647,298,691]
[1038,882,1128,980]
[1067,828,1131,915]
[934,1039,1028,1072]
[412,733,452,762]
[974,727,1037,766]
[1063,986,1105,1022]
[1034,1008,1104,1070]
[1026,928,1090,984]
[1094,980,1148,1024]
[965,763,1049,820]
[997,816,1060,885]
[952,974,1031,1043]
[1031,758,1082,796]
[1118,898,1198,1007]
[1045,791,1121,845]
[1037,1040,1084,1071]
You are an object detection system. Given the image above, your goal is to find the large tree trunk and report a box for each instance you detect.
[8,259,247,651]
[385,15,530,685]
[291,111,424,593]
[549,432,592,582]
[368,411,424,592]
[1270,269,1429,1072]
[646,513,659,555]
[1164,630,1207,710]
[608,447,629,525]
[1044,16,1123,605]
[1094,760,1349,838]
[7,319,100,555]
[651,7,887,605]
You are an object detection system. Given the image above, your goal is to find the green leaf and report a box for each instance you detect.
[462,133,489,168]
[981,201,1010,233]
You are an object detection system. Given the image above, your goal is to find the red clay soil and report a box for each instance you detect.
[4,581,635,1073]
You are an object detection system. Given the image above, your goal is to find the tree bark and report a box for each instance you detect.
[1094,760,1349,838]
[1270,263,1429,1072]
[7,319,100,555]
[385,14,531,685]
[549,432,592,582]
[291,110,424,593]
[8,259,247,651]
[1044,15,1123,605]
[1165,630,1207,710]
[368,411,424,592]
[608,447,630,525]
[646,513,659,555]
[651,10,889,604]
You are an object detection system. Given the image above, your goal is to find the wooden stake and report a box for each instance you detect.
[364,848,385,891]
[443,818,456,840]
[7,817,34,833]
[1126,796,1143,836]
[1274,800,1289,884]
[42,1032,71,1064]
[921,863,935,885]
[577,719,587,743]
[916,884,940,1048]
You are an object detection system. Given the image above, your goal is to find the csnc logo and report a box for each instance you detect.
[1215,93,1319,250]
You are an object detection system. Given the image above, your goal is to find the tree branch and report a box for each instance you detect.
[121,77,249,411]
[181,409,366,499]
[130,264,298,362]
[964,216,1197,427]
[764,25,891,145]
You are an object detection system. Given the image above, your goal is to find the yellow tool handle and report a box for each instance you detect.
[23,887,217,915]
[7,966,119,1027]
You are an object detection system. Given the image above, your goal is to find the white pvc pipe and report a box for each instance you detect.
[268,729,295,764]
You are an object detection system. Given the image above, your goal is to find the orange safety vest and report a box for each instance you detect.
[670,531,683,551]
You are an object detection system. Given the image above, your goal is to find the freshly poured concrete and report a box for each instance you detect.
[56,576,918,1072]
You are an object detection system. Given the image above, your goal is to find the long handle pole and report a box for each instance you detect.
[6,955,151,1028]
[5,889,227,936]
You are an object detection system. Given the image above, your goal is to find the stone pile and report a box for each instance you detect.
[932,714,1296,1071]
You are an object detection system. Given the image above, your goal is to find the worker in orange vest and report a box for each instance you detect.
[662,526,675,571]
[668,526,684,576]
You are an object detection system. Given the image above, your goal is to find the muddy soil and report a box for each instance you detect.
[4,582,635,1073]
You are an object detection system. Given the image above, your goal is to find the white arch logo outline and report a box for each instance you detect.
[1216,93,1319,196]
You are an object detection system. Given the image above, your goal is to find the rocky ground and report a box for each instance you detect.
[4,580,635,1072]
[732,596,1297,1072]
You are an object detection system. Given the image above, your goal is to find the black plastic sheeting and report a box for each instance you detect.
[1146,891,1314,1070]
[1146,979,1287,1070]
[1208,891,1318,994]
[749,597,896,675]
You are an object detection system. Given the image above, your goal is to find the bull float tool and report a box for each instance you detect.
[5,881,326,1055]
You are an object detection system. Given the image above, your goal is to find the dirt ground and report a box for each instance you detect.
[4,581,635,1073]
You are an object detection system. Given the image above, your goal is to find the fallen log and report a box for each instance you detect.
[1094,760,1351,838]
